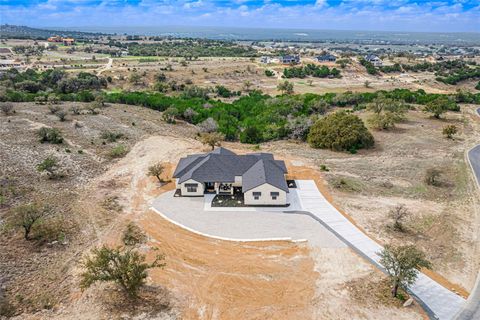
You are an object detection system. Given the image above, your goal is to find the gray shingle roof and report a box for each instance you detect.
[173,148,288,192]
[242,159,289,193]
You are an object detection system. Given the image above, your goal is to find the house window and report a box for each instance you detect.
[185,183,198,193]
[271,192,279,200]
[253,192,261,200]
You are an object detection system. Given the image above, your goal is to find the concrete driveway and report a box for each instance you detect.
[151,190,345,248]
[152,180,467,319]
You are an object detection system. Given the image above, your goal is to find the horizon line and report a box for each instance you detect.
[11,24,480,36]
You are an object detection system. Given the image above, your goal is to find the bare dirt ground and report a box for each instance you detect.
[1,102,425,319]
[99,56,466,96]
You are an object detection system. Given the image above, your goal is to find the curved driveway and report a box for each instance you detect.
[454,108,480,320]
[152,190,345,248]
[152,180,466,319]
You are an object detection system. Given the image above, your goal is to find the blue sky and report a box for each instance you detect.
[0,0,479,32]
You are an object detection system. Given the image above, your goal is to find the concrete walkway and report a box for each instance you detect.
[294,180,465,320]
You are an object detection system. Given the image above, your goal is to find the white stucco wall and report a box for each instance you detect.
[179,179,204,196]
[244,183,287,205]
[233,176,242,187]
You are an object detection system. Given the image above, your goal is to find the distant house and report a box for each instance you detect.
[364,54,383,67]
[260,56,279,64]
[280,55,300,65]
[47,36,75,46]
[173,147,289,206]
[0,59,22,70]
[62,38,75,46]
[316,54,337,62]
[47,36,63,42]
[0,48,12,55]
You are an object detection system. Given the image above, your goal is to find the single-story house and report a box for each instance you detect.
[280,55,300,65]
[260,56,279,64]
[173,147,289,206]
[0,59,22,70]
[62,38,75,46]
[364,54,383,67]
[316,54,337,62]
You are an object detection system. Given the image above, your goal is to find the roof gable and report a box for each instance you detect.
[173,148,288,190]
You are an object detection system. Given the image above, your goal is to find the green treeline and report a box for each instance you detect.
[2,69,480,145]
[110,39,258,57]
[283,64,341,78]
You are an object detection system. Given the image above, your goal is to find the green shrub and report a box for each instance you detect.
[101,131,124,143]
[37,127,63,144]
[37,156,61,179]
[307,111,374,152]
[240,126,262,144]
[320,164,329,172]
[265,69,275,77]
[109,144,128,158]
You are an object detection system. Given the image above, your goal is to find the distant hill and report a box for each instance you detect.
[0,24,109,40]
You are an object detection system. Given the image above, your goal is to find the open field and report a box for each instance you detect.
[262,105,480,292]
[2,39,479,96]
[1,36,480,319]
[0,101,429,319]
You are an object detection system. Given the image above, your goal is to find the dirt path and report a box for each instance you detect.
[97,57,113,75]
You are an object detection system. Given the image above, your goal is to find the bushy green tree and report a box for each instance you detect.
[366,97,407,130]
[199,132,224,150]
[148,162,165,183]
[442,125,458,139]
[240,126,262,144]
[80,246,165,298]
[11,203,51,240]
[423,96,455,119]
[307,111,374,152]
[379,245,431,297]
[277,80,294,95]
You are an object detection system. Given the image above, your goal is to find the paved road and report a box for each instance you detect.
[454,108,480,320]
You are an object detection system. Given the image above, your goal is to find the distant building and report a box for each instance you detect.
[316,54,337,62]
[62,38,75,46]
[47,35,63,42]
[280,55,300,64]
[0,59,23,70]
[364,54,383,67]
[0,48,12,55]
[47,36,75,46]
[260,56,279,64]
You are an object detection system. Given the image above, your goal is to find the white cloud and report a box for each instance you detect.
[0,0,478,33]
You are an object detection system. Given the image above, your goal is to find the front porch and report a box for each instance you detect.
[204,182,237,195]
